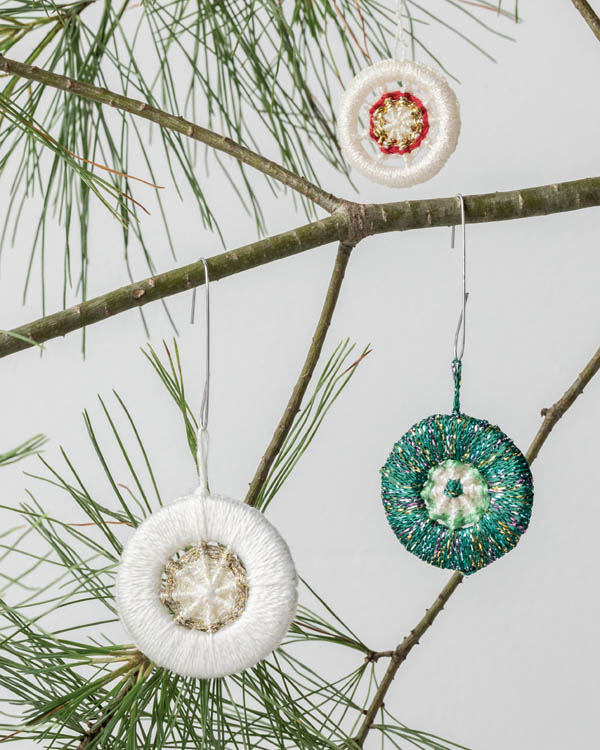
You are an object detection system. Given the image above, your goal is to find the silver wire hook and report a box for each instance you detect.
[191,259,210,431]
[450,194,468,361]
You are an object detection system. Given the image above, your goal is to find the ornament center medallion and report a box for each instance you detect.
[421,459,490,531]
[162,542,248,633]
[368,91,429,154]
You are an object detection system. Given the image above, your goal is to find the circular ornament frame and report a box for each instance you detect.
[337,59,461,187]
[116,489,298,678]
[380,413,533,574]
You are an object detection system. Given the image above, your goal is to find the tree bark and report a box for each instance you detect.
[572,0,600,41]
[2,176,600,359]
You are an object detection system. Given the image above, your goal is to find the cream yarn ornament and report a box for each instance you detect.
[116,489,298,678]
[116,259,298,679]
[337,59,460,187]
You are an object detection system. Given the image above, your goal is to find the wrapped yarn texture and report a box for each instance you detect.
[381,414,533,573]
[116,488,298,678]
[337,59,460,187]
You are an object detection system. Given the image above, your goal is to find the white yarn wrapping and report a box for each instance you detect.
[116,488,298,678]
[337,59,461,187]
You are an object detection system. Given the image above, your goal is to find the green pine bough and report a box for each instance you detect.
[2,1,600,748]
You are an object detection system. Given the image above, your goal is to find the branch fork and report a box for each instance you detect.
[2,16,600,745]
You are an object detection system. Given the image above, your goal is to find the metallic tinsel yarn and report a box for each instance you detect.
[381,412,533,574]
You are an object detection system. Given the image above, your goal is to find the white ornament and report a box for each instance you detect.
[116,260,297,678]
[337,59,460,187]
[117,488,298,678]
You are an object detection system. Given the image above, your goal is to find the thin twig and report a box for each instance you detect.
[353,339,600,745]
[245,241,355,507]
[0,55,341,214]
[456,0,518,19]
[0,101,162,188]
[526,344,600,463]
[77,658,148,749]
[571,0,600,41]
[2,175,600,359]
[355,573,463,746]
[332,0,372,63]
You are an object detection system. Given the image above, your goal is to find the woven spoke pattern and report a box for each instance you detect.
[381,414,534,574]
[161,543,248,633]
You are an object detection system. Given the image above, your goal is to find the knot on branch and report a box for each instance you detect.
[336,201,376,248]
[364,649,394,663]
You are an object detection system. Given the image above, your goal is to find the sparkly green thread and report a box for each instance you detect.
[380,414,534,574]
[444,479,463,497]
[452,358,462,414]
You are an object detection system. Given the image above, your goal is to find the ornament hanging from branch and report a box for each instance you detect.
[337,2,460,187]
[380,197,534,573]
[116,261,298,678]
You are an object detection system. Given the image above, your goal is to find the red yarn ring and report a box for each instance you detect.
[368,91,430,155]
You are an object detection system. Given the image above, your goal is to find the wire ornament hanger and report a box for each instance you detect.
[191,259,211,491]
[451,193,469,362]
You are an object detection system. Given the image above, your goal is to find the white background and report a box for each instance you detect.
[1,1,599,748]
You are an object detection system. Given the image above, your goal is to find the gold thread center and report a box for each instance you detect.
[161,542,248,633]
[371,96,425,151]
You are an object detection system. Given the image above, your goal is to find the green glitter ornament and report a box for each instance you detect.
[380,359,534,574]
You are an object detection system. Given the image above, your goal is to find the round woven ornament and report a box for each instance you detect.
[117,487,298,678]
[116,262,298,678]
[337,59,460,187]
[380,366,533,574]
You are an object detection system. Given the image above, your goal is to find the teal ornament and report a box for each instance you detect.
[380,359,533,574]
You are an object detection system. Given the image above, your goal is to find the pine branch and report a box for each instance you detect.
[0,54,341,213]
[0,434,46,467]
[1,175,600,360]
[245,241,354,507]
[353,338,600,746]
[572,0,600,41]
[76,654,150,750]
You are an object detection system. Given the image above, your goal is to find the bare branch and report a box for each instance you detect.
[0,55,342,213]
[355,573,463,746]
[526,344,600,463]
[2,176,600,359]
[353,339,600,745]
[245,241,354,507]
[572,0,600,42]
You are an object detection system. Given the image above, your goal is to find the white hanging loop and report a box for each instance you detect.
[393,0,408,61]
[450,194,468,361]
[191,258,210,491]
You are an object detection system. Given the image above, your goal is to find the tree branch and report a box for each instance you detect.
[0,55,341,214]
[354,574,464,747]
[77,654,149,749]
[245,241,354,507]
[0,213,347,359]
[572,0,600,42]
[353,339,600,746]
[2,175,600,360]
[526,344,600,464]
